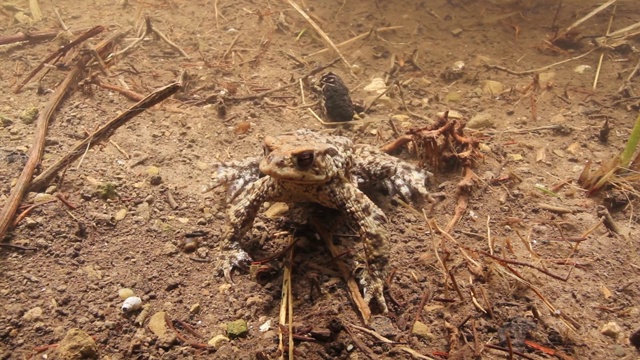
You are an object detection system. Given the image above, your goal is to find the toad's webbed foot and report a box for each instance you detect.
[358,269,388,313]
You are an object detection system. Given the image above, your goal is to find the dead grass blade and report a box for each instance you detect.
[286,0,352,72]
[304,26,402,58]
[277,236,295,360]
[561,0,617,37]
[311,219,372,323]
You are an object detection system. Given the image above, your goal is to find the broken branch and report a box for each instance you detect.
[29,78,182,192]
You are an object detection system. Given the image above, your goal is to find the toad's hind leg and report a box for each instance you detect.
[330,182,390,313]
[217,176,278,281]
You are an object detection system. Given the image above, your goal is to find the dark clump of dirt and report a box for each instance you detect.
[1,0,639,359]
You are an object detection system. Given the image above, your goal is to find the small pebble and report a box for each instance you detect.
[207,334,229,349]
[182,238,199,253]
[118,288,135,300]
[189,303,201,314]
[601,322,622,339]
[412,321,434,341]
[149,175,162,186]
[226,319,248,338]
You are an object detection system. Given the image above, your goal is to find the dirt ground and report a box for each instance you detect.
[1,0,640,359]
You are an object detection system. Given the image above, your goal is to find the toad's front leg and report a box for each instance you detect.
[330,182,390,313]
[216,176,278,282]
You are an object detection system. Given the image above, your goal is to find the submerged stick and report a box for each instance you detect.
[287,0,352,71]
[0,27,93,46]
[14,25,105,93]
[29,79,182,192]
[0,46,98,240]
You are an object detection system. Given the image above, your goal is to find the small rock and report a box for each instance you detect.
[20,106,39,125]
[612,345,626,357]
[149,175,162,186]
[24,217,39,229]
[574,65,591,74]
[227,319,248,338]
[195,161,208,170]
[467,113,495,129]
[118,288,135,300]
[136,202,151,222]
[33,193,54,203]
[83,265,102,280]
[207,334,229,349]
[259,319,271,332]
[444,92,461,102]
[144,195,155,204]
[189,303,201,315]
[55,328,98,360]
[182,238,199,252]
[114,208,127,221]
[148,312,168,337]
[0,115,13,127]
[246,296,262,307]
[601,322,622,339]
[22,307,43,322]
[482,80,503,96]
[451,27,463,36]
[412,321,433,341]
[45,185,57,194]
[162,243,179,256]
[147,166,160,175]
[369,315,399,339]
[391,114,410,122]
[363,78,386,93]
[539,71,555,83]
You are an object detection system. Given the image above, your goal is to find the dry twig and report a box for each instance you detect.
[287,0,352,72]
[0,28,113,241]
[29,79,182,192]
[304,26,402,58]
[223,58,340,101]
[14,26,105,93]
[485,48,596,76]
[110,16,190,59]
[0,27,93,46]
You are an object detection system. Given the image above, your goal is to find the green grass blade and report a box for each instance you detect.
[620,112,640,168]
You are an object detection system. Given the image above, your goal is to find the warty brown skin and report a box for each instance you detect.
[211,129,433,312]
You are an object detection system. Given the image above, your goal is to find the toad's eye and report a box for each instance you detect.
[294,151,314,169]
